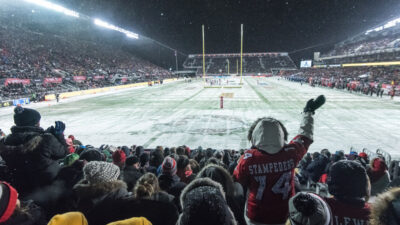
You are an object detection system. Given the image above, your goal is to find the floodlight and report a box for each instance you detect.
[25,0,79,18]
[94,18,139,39]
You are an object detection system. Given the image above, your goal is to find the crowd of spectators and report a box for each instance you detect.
[0,26,174,101]
[0,97,399,225]
[282,67,399,97]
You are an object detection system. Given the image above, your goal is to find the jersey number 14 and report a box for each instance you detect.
[254,171,291,200]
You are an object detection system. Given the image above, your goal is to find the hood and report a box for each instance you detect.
[0,135,42,156]
[370,187,400,225]
[251,118,285,154]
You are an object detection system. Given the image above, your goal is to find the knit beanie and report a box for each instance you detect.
[289,192,332,225]
[107,217,152,225]
[83,161,120,184]
[48,212,88,225]
[113,150,127,165]
[0,182,18,223]
[126,156,140,166]
[162,156,177,176]
[327,160,369,198]
[13,106,41,127]
[80,149,103,162]
[64,153,80,166]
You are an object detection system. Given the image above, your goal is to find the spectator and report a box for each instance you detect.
[368,157,390,196]
[233,95,325,225]
[325,160,371,225]
[288,192,332,225]
[47,212,88,225]
[0,106,68,196]
[177,178,237,225]
[122,156,143,191]
[369,187,400,225]
[158,156,186,207]
[177,155,195,184]
[112,150,127,169]
[134,173,174,205]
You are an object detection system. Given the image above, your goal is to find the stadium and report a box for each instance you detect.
[0,0,399,225]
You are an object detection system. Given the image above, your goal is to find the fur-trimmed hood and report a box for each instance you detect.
[370,187,400,225]
[177,178,237,225]
[0,135,42,156]
[73,179,128,199]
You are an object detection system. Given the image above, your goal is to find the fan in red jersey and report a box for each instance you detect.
[234,95,326,225]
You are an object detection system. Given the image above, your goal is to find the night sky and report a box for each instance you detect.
[59,0,400,62]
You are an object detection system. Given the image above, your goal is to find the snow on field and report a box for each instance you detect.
[1,77,399,157]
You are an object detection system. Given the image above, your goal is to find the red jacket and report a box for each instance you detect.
[233,135,312,224]
[324,197,370,225]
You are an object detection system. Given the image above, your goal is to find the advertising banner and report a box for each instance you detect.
[73,76,86,82]
[93,75,105,80]
[4,78,31,86]
[43,77,62,84]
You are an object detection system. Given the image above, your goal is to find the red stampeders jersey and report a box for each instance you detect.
[233,135,312,224]
[324,198,371,225]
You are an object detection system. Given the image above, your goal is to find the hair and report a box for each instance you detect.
[197,164,235,197]
[176,146,186,156]
[247,117,288,142]
[2,203,31,225]
[189,159,200,174]
[133,173,160,198]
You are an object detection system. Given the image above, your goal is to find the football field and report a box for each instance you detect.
[0,77,399,157]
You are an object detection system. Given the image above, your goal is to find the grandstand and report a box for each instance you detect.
[183,52,296,75]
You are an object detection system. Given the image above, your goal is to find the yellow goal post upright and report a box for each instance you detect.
[240,24,243,85]
[202,25,206,86]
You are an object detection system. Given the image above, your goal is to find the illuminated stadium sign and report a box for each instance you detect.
[300,60,312,68]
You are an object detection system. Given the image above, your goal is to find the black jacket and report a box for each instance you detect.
[158,174,186,208]
[2,200,47,225]
[86,195,179,225]
[306,155,330,182]
[122,166,143,191]
[0,126,68,195]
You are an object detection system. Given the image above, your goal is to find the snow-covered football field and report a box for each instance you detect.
[1,77,399,158]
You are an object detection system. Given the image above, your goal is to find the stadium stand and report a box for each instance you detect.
[183,53,296,75]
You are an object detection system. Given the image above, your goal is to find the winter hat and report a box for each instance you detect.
[112,150,127,165]
[121,146,131,157]
[177,155,190,169]
[0,182,18,223]
[250,117,286,154]
[327,160,369,198]
[47,212,88,225]
[140,153,149,167]
[358,152,368,159]
[107,217,152,225]
[80,149,103,162]
[64,153,80,166]
[177,178,237,225]
[135,146,144,157]
[162,156,177,176]
[126,156,140,166]
[83,161,120,184]
[289,192,332,225]
[13,106,41,127]
[370,187,400,225]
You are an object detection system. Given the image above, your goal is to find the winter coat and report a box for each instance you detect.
[368,158,390,196]
[370,187,400,225]
[0,126,68,195]
[306,154,330,182]
[122,166,143,191]
[370,171,390,196]
[158,174,186,207]
[73,179,131,215]
[2,200,47,225]
[86,195,179,225]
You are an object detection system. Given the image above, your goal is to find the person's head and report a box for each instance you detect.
[177,155,191,172]
[312,152,320,160]
[161,156,177,176]
[370,187,400,225]
[121,146,131,157]
[0,182,19,223]
[327,160,370,201]
[177,146,186,156]
[189,159,200,174]
[83,161,120,184]
[13,106,41,127]
[177,178,237,225]
[112,150,126,168]
[321,149,331,158]
[196,164,235,197]
[289,192,332,225]
[248,117,288,154]
[79,149,104,162]
[133,173,160,198]
[370,157,388,172]
[150,149,164,168]
[125,156,140,169]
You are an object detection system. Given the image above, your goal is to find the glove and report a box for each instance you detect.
[54,121,66,135]
[304,95,326,113]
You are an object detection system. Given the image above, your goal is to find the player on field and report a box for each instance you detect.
[234,95,326,225]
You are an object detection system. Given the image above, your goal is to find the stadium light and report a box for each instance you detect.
[24,0,79,18]
[365,17,400,35]
[94,18,139,39]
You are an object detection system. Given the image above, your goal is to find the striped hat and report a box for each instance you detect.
[0,182,18,223]
[162,156,177,176]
